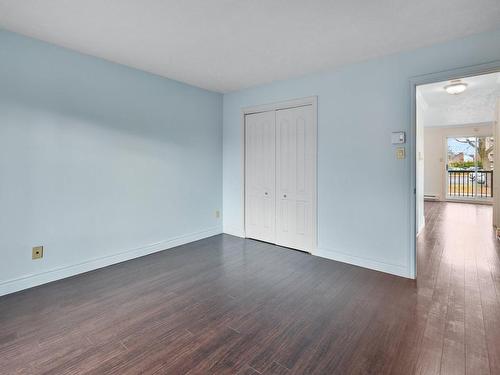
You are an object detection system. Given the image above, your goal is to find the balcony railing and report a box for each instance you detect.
[448,170,493,198]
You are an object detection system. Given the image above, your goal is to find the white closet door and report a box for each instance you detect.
[245,111,276,243]
[276,105,315,251]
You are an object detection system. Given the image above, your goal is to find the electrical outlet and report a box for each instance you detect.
[32,246,43,260]
[215,210,220,219]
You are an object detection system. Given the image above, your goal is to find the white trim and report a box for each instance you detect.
[425,121,493,129]
[444,198,493,205]
[0,226,222,297]
[240,96,318,252]
[313,248,409,278]
[410,60,500,281]
[242,96,318,115]
[416,90,429,111]
[424,193,441,200]
[223,225,245,237]
[239,108,246,238]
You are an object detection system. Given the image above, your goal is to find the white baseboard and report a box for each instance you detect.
[221,231,410,278]
[223,225,245,238]
[313,248,410,278]
[0,226,222,297]
[424,193,441,201]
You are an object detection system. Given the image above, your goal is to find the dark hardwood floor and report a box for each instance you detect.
[1,201,500,374]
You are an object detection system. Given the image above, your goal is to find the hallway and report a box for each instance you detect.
[417,201,500,374]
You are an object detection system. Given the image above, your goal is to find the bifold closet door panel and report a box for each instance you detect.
[276,105,315,251]
[244,111,276,243]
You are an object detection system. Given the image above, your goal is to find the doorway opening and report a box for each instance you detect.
[414,69,500,281]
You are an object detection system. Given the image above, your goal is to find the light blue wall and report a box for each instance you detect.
[223,28,500,278]
[0,30,223,295]
[2,27,499,294]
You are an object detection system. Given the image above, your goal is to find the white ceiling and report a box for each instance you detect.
[418,72,500,127]
[1,1,500,93]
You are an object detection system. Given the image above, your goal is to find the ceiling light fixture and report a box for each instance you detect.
[444,80,468,95]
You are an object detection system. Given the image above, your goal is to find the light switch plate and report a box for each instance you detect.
[391,132,406,144]
[396,147,406,160]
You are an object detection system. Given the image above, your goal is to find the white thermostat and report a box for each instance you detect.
[391,132,406,144]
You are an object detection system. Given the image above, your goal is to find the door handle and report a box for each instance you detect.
[283,194,287,198]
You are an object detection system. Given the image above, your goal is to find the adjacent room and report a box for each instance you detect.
[1,1,500,374]
[415,72,500,375]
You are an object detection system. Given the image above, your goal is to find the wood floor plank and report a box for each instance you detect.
[464,245,490,375]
